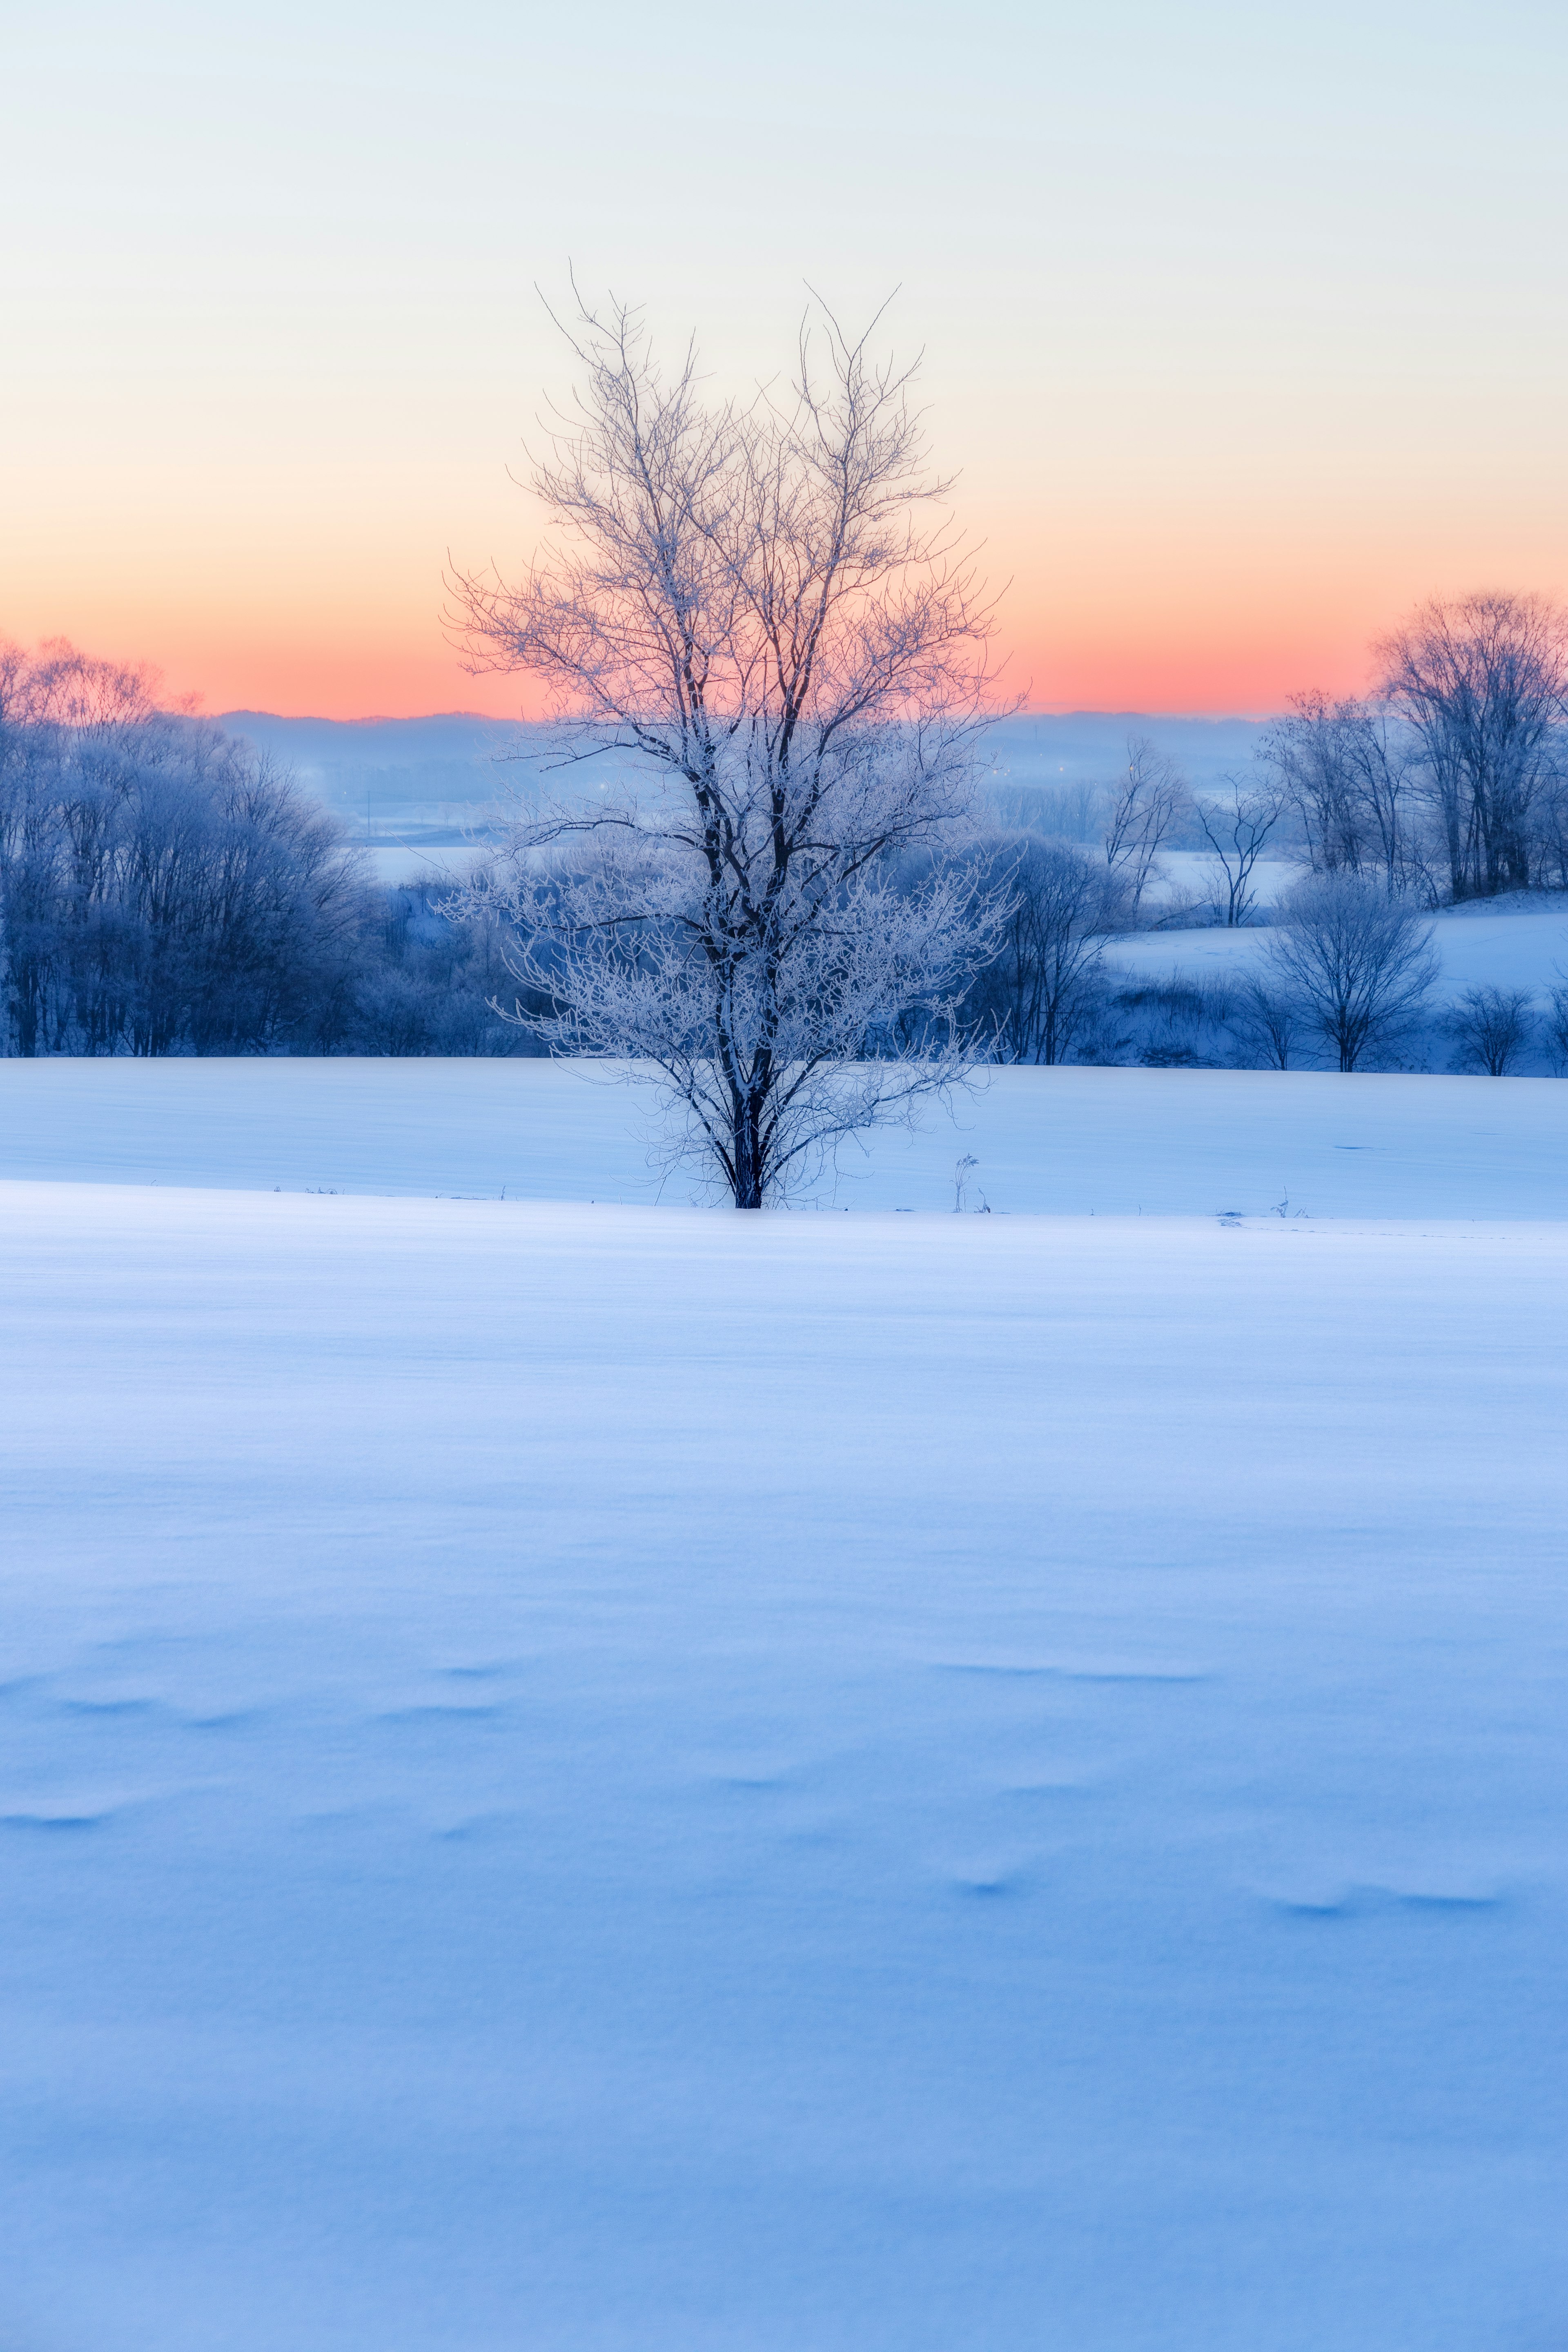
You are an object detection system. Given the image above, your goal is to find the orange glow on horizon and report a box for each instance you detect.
[7,490,1562,726]
[0,600,1439,727]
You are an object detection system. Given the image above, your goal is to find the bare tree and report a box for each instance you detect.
[1338,704,1428,898]
[1194,775,1287,926]
[1101,736,1187,917]
[1260,694,1367,876]
[970,838,1114,1064]
[1377,593,1568,900]
[448,295,1005,1206]
[1447,984,1537,1076]
[1260,691,1424,895]
[1262,872,1439,1071]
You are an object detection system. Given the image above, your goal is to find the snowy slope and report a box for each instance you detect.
[1,1057,1566,1218]
[1110,894,1568,997]
[3,1185,1566,2351]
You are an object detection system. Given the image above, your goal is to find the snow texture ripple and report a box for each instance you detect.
[2,1161,1566,2348]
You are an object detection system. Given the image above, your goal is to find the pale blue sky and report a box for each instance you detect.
[4,0,1565,711]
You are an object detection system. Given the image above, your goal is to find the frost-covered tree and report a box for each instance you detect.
[1101,737,1187,916]
[448,294,1005,1206]
[1260,693,1423,895]
[1377,594,1568,900]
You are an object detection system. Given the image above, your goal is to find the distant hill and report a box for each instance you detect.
[219,712,543,837]
[982,713,1269,791]
[222,708,1272,840]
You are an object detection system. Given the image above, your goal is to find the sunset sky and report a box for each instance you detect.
[4,0,1564,719]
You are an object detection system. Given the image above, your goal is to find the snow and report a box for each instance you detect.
[1,1055,1565,1219]
[1138,847,1298,909]
[1109,894,1568,998]
[4,1071,1568,2349]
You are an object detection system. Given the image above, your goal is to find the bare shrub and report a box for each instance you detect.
[1103,970,1232,1068]
[1447,984,1537,1076]
[1234,980,1303,1070]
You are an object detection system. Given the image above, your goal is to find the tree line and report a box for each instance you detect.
[6,616,1566,1100]
[0,641,530,1058]
[989,591,1568,924]
[1265,595,1568,904]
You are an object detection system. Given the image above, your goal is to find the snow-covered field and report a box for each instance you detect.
[4,1066,1567,2350]
[2,1056,1566,1217]
[1113,891,1568,1000]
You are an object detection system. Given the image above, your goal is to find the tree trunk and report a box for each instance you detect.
[731,1091,765,1209]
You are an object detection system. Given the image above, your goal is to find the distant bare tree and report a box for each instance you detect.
[1101,736,1187,917]
[1261,693,1423,894]
[1194,775,1287,926]
[1339,705,1428,898]
[1447,984,1537,1076]
[1262,872,1439,1071]
[448,294,1006,1205]
[1377,593,1568,900]
[1261,693,1368,876]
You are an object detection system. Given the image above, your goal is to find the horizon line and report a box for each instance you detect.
[215,704,1278,729]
